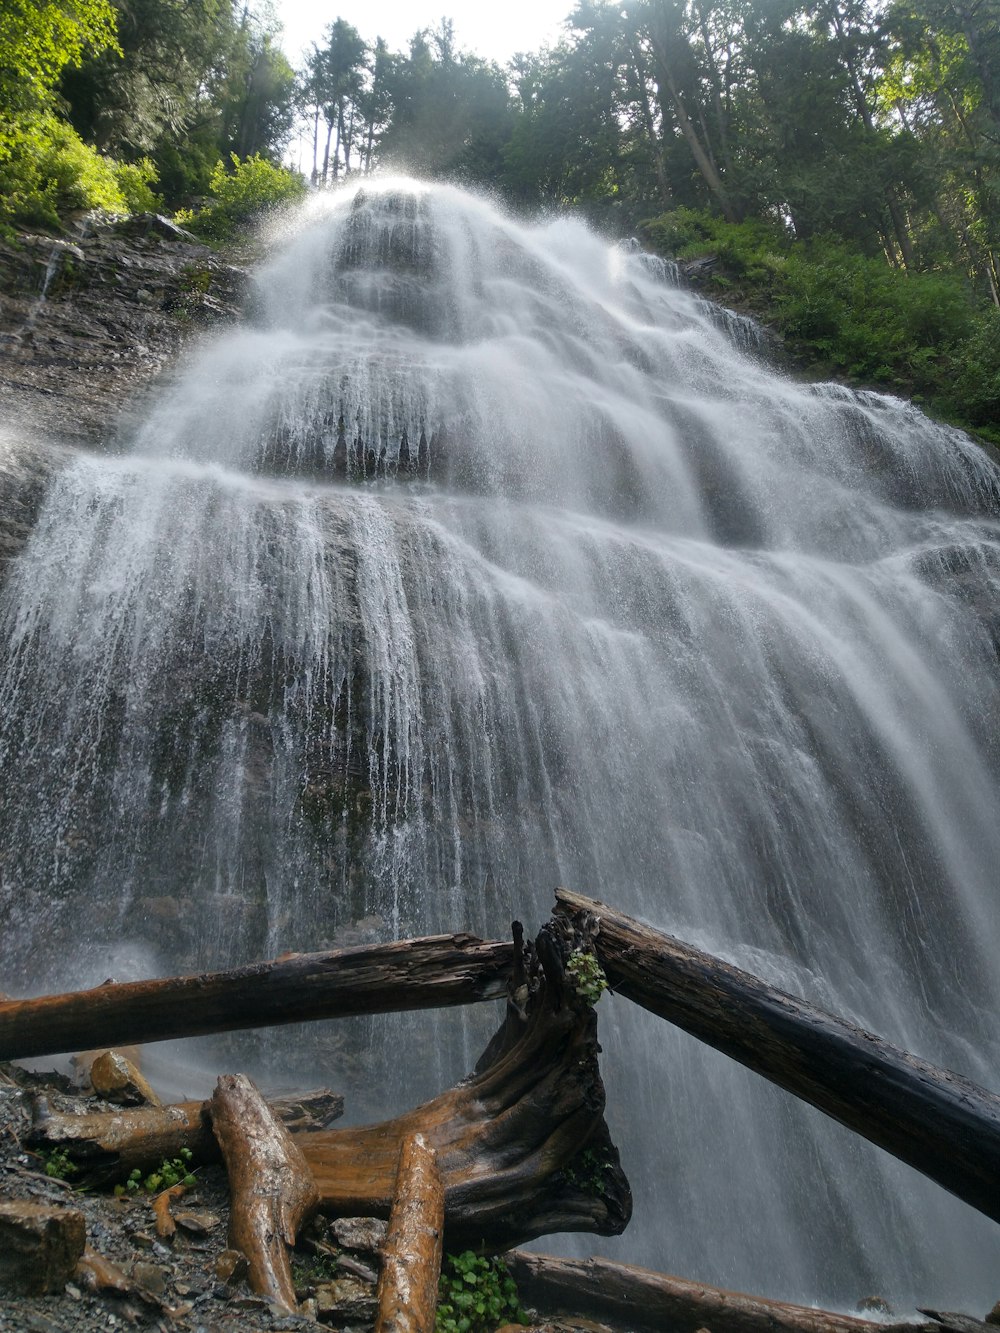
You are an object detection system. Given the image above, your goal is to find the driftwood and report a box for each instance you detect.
[506,1253,947,1333]
[210,1073,319,1313]
[556,887,1000,1222]
[375,1134,444,1333]
[27,1088,343,1181]
[0,934,514,1060]
[299,916,631,1251]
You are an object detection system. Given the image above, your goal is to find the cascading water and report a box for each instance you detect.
[2,179,1000,1309]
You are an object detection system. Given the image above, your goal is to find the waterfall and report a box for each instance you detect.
[2,179,999,1309]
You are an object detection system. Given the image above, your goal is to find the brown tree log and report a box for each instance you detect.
[376,1134,444,1333]
[210,1073,319,1313]
[26,1088,343,1182]
[506,1253,946,1333]
[0,935,514,1060]
[555,887,1000,1222]
[299,916,631,1252]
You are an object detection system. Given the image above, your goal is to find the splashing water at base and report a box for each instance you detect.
[2,179,1000,1308]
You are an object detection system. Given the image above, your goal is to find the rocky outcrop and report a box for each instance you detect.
[0,213,245,447]
[0,212,246,576]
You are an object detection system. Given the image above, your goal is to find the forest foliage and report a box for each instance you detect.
[2,0,999,432]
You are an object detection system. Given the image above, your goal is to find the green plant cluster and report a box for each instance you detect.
[41,1147,79,1180]
[175,153,306,241]
[114,1147,196,1195]
[565,948,607,1005]
[435,1251,528,1333]
[561,1146,611,1196]
[643,208,1000,443]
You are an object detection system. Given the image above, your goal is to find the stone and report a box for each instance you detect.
[90,1049,161,1106]
[0,1200,86,1294]
[314,1275,377,1323]
[173,1209,220,1236]
[130,1260,167,1295]
[986,1304,1000,1328]
[331,1216,387,1253]
[215,1247,249,1285]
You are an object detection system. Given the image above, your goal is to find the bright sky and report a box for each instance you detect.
[273,0,573,67]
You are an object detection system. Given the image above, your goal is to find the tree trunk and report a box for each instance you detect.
[299,917,631,1251]
[210,1074,319,1313]
[0,935,513,1060]
[27,1089,343,1181]
[375,1134,444,1333]
[555,888,1000,1222]
[506,1252,946,1333]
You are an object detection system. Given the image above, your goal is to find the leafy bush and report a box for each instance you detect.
[436,1252,528,1333]
[178,152,306,240]
[0,111,124,228]
[947,309,1000,437]
[642,207,998,437]
[113,157,161,213]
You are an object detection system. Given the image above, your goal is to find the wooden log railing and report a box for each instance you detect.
[0,934,513,1060]
[555,887,1000,1223]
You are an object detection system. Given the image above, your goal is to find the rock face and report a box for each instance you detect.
[0,213,246,448]
[0,212,246,581]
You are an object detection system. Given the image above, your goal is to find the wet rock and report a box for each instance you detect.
[215,1247,249,1285]
[0,1199,86,1294]
[314,1274,377,1323]
[331,1215,387,1253]
[129,1260,166,1295]
[89,1050,161,1107]
[174,1209,221,1235]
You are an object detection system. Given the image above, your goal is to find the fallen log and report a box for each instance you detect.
[27,1088,343,1181]
[375,1134,444,1333]
[555,888,1000,1222]
[210,1073,319,1313]
[0,934,514,1060]
[300,915,632,1251]
[506,1252,945,1333]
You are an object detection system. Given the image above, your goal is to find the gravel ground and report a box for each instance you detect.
[0,1062,381,1333]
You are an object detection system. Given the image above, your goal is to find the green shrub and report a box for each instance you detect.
[948,309,1000,432]
[113,157,161,213]
[641,207,998,435]
[179,152,306,240]
[0,110,124,228]
[435,1252,528,1333]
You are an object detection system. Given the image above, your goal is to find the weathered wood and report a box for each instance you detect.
[0,934,514,1060]
[376,1134,444,1333]
[556,887,1000,1222]
[27,1088,344,1181]
[300,917,631,1252]
[210,1073,319,1314]
[506,1253,943,1333]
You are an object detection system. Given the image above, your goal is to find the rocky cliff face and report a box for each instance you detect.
[0,213,246,576]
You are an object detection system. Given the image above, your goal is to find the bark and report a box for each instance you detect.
[506,1253,945,1333]
[0,934,513,1060]
[27,1088,343,1182]
[299,916,631,1252]
[210,1073,319,1313]
[375,1134,444,1333]
[555,888,1000,1222]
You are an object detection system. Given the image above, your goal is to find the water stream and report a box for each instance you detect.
[2,179,999,1308]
